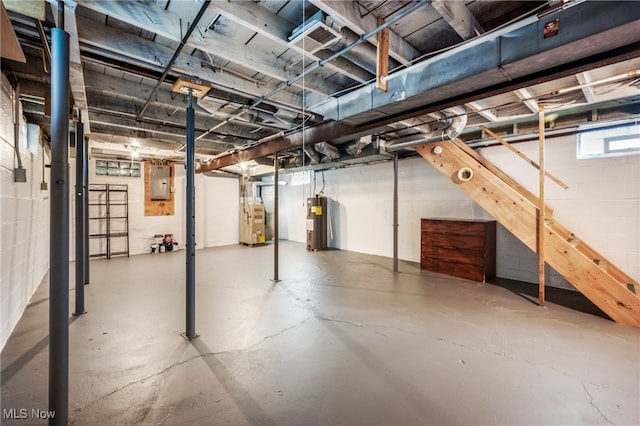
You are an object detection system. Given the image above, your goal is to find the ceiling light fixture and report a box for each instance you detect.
[171,77,212,98]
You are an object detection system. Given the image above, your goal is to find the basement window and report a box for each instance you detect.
[577,121,640,159]
[96,160,141,177]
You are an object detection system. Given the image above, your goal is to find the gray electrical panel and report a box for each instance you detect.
[150,165,170,200]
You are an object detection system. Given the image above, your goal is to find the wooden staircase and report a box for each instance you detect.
[415,139,640,327]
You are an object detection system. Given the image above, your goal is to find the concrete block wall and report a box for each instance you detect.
[279,157,477,260]
[279,134,639,289]
[478,134,639,288]
[68,159,239,259]
[1,73,50,350]
[201,175,239,248]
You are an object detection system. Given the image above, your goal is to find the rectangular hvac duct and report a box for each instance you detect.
[288,10,340,54]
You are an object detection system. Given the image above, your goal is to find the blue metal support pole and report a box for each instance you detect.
[393,153,399,273]
[73,119,86,316]
[83,119,89,285]
[49,6,70,424]
[272,154,280,283]
[184,89,197,340]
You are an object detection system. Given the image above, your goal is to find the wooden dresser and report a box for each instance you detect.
[420,218,497,282]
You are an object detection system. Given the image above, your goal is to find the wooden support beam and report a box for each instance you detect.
[538,105,546,307]
[480,126,569,190]
[376,17,389,92]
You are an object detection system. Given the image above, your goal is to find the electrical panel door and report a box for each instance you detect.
[150,165,170,200]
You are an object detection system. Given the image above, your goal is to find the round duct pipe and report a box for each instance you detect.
[303,145,321,164]
[385,106,468,152]
[346,135,374,156]
[314,141,341,160]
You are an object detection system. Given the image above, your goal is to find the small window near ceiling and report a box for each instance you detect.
[577,121,640,159]
[95,160,141,177]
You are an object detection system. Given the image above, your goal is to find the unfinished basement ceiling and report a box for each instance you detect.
[2,0,640,171]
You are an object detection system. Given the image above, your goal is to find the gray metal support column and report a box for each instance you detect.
[83,121,89,285]
[49,13,70,426]
[184,90,197,340]
[272,154,280,282]
[393,153,399,273]
[73,120,85,316]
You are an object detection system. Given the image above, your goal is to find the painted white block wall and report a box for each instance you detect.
[68,159,239,259]
[478,134,640,288]
[201,176,239,247]
[1,73,50,350]
[278,134,639,290]
[279,158,477,259]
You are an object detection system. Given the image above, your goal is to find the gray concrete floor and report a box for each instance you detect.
[2,241,639,425]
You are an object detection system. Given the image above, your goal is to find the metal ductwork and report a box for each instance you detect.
[303,145,321,164]
[288,154,304,167]
[288,10,372,83]
[251,180,275,203]
[346,134,373,156]
[385,106,467,152]
[314,141,341,160]
[242,109,296,130]
[311,2,640,124]
[324,16,401,75]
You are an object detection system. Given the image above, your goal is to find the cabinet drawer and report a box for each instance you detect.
[421,246,485,267]
[420,256,486,282]
[421,219,487,236]
[420,218,496,283]
[421,232,485,251]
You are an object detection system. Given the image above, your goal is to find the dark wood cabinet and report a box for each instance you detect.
[420,218,496,282]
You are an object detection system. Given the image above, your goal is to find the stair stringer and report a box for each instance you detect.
[415,141,640,327]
